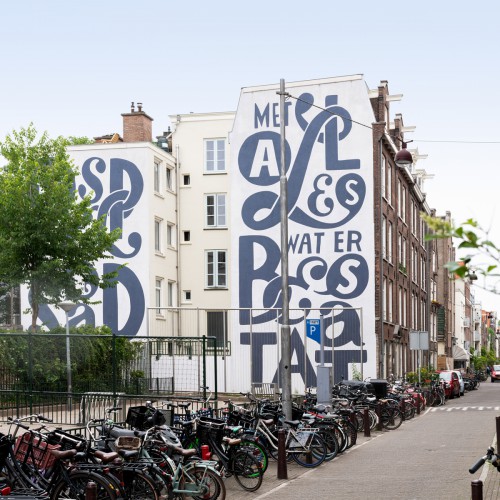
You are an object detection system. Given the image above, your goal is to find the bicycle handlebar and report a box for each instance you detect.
[469,457,486,474]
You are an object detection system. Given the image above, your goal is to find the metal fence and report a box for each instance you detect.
[148,306,365,393]
[0,332,217,425]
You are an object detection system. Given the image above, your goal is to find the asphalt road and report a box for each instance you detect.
[226,383,500,499]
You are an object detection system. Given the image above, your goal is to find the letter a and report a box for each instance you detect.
[249,140,280,178]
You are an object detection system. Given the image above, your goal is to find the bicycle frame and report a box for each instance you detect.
[251,417,318,454]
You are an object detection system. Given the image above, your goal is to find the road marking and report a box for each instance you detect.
[430,406,499,412]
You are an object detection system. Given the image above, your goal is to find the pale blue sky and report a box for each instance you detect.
[2,0,499,308]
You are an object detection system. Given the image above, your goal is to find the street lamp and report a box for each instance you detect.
[394,140,413,168]
[58,301,76,410]
[277,79,292,419]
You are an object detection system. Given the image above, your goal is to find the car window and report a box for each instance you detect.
[493,365,500,371]
[439,373,451,380]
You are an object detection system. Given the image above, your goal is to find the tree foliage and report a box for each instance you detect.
[423,215,500,293]
[0,325,144,392]
[0,125,121,330]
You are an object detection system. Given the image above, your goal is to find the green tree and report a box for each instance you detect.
[423,215,500,293]
[0,125,121,330]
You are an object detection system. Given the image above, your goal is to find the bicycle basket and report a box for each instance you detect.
[288,430,314,449]
[14,433,61,470]
[126,406,152,429]
[196,417,225,444]
[114,436,141,451]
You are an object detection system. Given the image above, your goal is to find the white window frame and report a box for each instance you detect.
[154,218,163,253]
[155,278,163,315]
[167,222,175,248]
[386,164,392,204]
[205,139,226,173]
[387,222,393,263]
[166,166,174,191]
[167,281,174,307]
[388,280,393,322]
[205,193,227,228]
[382,216,387,260]
[154,160,161,193]
[206,250,227,288]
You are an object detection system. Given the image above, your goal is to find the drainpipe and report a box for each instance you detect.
[175,143,182,336]
[378,135,385,379]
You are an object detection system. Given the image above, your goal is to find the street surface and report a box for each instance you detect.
[226,383,500,499]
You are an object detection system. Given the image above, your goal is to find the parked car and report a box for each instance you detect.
[438,370,460,398]
[491,365,500,383]
[452,370,465,396]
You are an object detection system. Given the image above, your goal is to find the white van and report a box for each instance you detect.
[452,370,465,396]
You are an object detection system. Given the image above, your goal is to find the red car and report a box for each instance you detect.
[438,371,460,398]
[491,365,500,382]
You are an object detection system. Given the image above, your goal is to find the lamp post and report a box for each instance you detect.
[58,301,76,410]
[277,78,292,419]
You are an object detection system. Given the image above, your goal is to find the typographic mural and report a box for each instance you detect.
[230,77,376,388]
[22,154,147,336]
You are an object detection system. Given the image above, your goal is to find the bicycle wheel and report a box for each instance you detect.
[381,408,403,430]
[49,470,118,499]
[291,433,326,468]
[179,465,226,500]
[316,427,339,461]
[240,439,269,474]
[122,469,160,499]
[231,449,263,492]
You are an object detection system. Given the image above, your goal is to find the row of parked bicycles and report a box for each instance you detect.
[0,376,480,499]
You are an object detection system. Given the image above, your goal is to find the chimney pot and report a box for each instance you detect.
[131,102,135,112]
[137,102,143,112]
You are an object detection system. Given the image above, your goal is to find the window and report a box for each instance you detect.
[207,311,228,348]
[401,187,406,222]
[386,164,392,204]
[381,156,386,199]
[383,277,387,321]
[205,194,227,227]
[399,286,403,325]
[387,222,393,263]
[388,280,393,322]
[183,174,191,186]
[206,250,227,288]
[382,216,387,259]
[184,290,191,302]
[155,278,163,315]
[167,223,175,247]
[154,161,161,193]
[205,139,225,172]
[183,231,191,242]
[154,218,163,253]
[167,281,174,307]
[166,167,173,191]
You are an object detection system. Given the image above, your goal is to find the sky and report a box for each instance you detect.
[1,0,499,310]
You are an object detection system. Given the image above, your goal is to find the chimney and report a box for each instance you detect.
[121,102,153,142]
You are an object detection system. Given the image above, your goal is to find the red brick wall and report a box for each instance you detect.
[122,112,153,142]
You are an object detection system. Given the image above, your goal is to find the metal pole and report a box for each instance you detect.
[65,310,72,412]
[278,78,292,419]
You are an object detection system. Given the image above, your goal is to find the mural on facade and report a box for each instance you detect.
[230,77,376,389]
[22,154,147,335]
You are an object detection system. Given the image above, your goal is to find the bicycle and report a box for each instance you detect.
[194,416,263,492]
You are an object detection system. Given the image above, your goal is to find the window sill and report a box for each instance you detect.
[205,287,228,291]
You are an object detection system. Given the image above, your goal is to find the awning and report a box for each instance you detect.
[453,344,470,361]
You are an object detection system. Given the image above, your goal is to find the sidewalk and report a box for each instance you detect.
[225,401,499,500]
